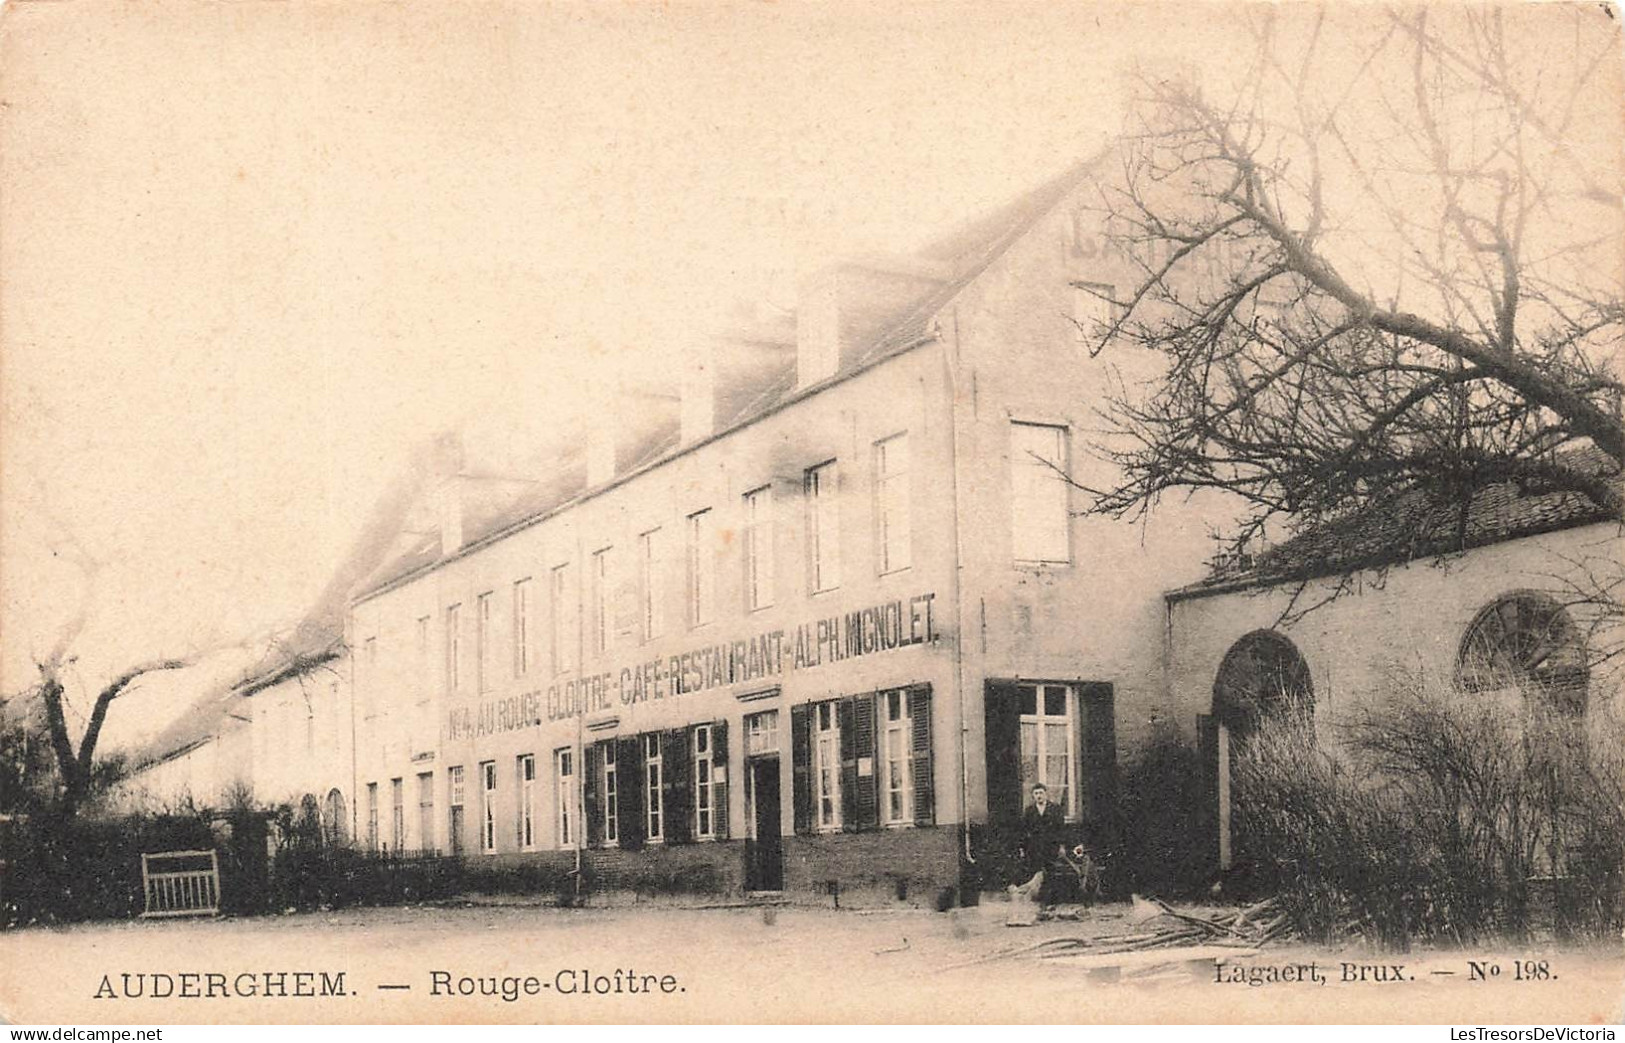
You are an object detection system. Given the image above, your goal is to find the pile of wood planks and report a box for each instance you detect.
[1124,894,1294,945]
[952,894,1293,972]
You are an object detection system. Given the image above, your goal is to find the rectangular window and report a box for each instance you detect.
[366,782,379,851]
[448,766,466,856]
[1011,422,1071,564]
[590,547,612,656]
[805,461,840,593]
[813,701,842,831]
[639,529,663,642]
[878,689,914,825]
[602,742,619,844]
[1071,281,1117,341]
[476,591,493,692]
[745,709,779,756]
[687,509,715,627]
[512,579,532,677]
[875,433,911,574]
[1018,684,1078,820]
[390,777,404,852]
[550,564,575,675]
[743,486,773,611]
[417,772,435,853]
[445,604,462,693]
[415,616,431,706]
[644,733,664,842]
[480,760,497,853]
[554,748,576,847]
[517,754,536,851]
[693,724,717,839]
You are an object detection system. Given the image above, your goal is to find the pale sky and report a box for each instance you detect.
[1,1,1618,753]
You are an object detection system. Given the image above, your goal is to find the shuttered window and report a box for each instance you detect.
[516,755,535,851]
[1018,684,1077,818]
[878,690,913,825]
[693,725,716,837]
[693,724,719,838]
[418,772,435,853]
[792,687,933,834]
[554,748,575,848]
[644,733,664,842]
[447,765,466,855]
[813,702,842,831]
[479,762,496,853]
[391,778,405,852]
[602,742,619,845]
[984,680,1114,829]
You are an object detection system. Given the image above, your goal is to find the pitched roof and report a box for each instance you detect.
[1168,445,1621,601]
[354,151,1110,602]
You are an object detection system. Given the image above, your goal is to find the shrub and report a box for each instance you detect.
[2,810,218,926]
[1233,678,1624,947]
[1115,731,1212,897]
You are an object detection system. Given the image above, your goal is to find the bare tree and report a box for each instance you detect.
[1076,6,1623,565]
[13,499,212,819]
[32,647,194,818]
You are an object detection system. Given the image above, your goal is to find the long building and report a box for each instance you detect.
[135,155,1618,906]
[344,156,1223,903]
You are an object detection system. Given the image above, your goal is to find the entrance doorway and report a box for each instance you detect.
[1210,629,1314,878]
[746,756,783,891]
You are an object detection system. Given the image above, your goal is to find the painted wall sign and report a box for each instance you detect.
[444,592,937,741]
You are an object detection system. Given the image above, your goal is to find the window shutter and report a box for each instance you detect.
[1079,683,1116,836]
[664,728,692,844]
[584,744,603,848]
[790,703,812,835]
[1196,713,1220,873]
[618,735,646,851]
[837,698,859,832]
[852,693,878,831]
[711,718,730,840]
[909,685,934,826]
[984,682,1022,827]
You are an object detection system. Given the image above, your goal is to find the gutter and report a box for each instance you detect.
[1161,512,1616,606]
[942,306,975,865]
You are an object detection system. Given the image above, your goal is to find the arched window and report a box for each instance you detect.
[323,788,349,846]
[1456,591,1589,715]
[1212,629,1314,733]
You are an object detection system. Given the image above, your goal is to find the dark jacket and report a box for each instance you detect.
[1018,801,1067,874]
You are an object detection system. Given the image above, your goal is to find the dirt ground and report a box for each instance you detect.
[1,900,1620,1024]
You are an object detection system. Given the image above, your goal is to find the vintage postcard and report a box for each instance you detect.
[1,0,1622,1026]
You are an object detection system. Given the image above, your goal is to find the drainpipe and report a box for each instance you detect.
[574,708,584,901]
[942,307,975,865]
[348,624,359,844]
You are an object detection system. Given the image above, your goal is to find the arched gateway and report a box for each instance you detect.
[1203,630,1314,876]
